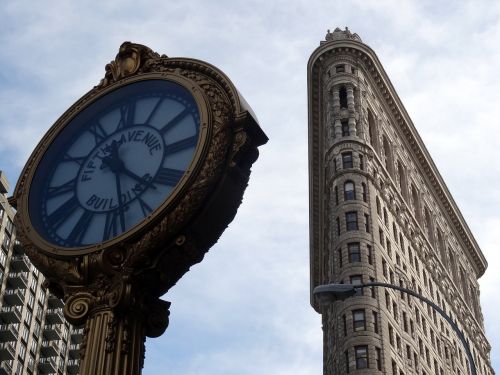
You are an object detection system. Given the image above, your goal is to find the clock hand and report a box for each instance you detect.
[120,166,157,190]
[100,139,125,171]
[114,173,126,232]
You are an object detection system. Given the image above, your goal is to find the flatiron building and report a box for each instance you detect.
[308,28,494,375]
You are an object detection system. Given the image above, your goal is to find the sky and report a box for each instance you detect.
[1,0,499,373]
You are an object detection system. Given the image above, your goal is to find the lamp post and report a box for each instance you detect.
[313,282,477,375]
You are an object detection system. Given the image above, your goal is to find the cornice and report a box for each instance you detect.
[308,39,487,279]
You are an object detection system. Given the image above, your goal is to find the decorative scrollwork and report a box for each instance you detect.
[64,292,93,325]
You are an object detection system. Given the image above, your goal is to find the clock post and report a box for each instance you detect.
[12,42,267,374]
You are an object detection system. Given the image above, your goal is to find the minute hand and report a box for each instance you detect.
[120,167,157,190]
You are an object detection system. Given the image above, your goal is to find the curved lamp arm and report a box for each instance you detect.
[313,282,476,375]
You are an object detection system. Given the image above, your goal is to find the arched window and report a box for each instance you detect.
[339,86,348,108]
[344,181,355,200]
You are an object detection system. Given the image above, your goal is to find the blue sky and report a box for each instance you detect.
[1,1,499,373]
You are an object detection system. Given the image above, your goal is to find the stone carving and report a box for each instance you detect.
[325,27,362,42]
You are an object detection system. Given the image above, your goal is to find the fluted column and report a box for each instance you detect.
[332,87,342,138]
[326,91,335,147]
[347,85,357,137]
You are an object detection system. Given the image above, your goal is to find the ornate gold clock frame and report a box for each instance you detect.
[11,42,267,374]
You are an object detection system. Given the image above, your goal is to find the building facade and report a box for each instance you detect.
[0,171,81,375]
[308,28,494,375]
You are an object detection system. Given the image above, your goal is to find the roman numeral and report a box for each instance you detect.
[153,168,184,186]
[164,135,198,155]
[66,210,93,245]
[144,98,164,125]
[47,178,77,199]
[137,196,153,217]
[159,108,189,134]
[117,101,135,129]
[88,121,108,144]
[46,196,80,229]
[103,210,119,241]
[62,154,85,166]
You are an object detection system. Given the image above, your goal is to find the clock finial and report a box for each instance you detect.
[98,42,165,88]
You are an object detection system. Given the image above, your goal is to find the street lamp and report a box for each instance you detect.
[313,282,477,375]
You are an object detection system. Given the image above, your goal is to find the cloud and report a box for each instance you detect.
[1,0,499,373]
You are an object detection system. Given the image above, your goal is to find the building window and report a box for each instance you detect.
[389,324,394,346]
[348,243,361,263]
[345,212,358,231]
[19,342,26,361]
[5,218,14,235]
[350,275,363,296]
[336,217,341,236]
[353,309,366,331]
[335,186,339,205]
[344,181,355,200]
[342,152,353,168]
[2,235,11,250]
[376,196,381,215]
[362,183,367,201]
[343,314,347,336]
[383,207,388,226]
[0,250,6,267]
[345,350,350,373]
[369,277,376,298]
[339,86,348,107]
[364,214,370,232]
[376,347,382,370]
[342,120,350,136]
[373,311,379,333]
[338,249,343,268]
[359,155,364,170]
[355,345,369,369]
[21,324,29,343]
[336,65,346,74]
[368,245,373,265]
[27,293,35,310]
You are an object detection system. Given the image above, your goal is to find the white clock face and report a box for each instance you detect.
[29,79,200,248]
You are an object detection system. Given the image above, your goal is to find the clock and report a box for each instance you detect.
[25,76,208,253]
[12,43,267,372]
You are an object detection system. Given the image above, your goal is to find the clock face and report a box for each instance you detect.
[28,79,200,248]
